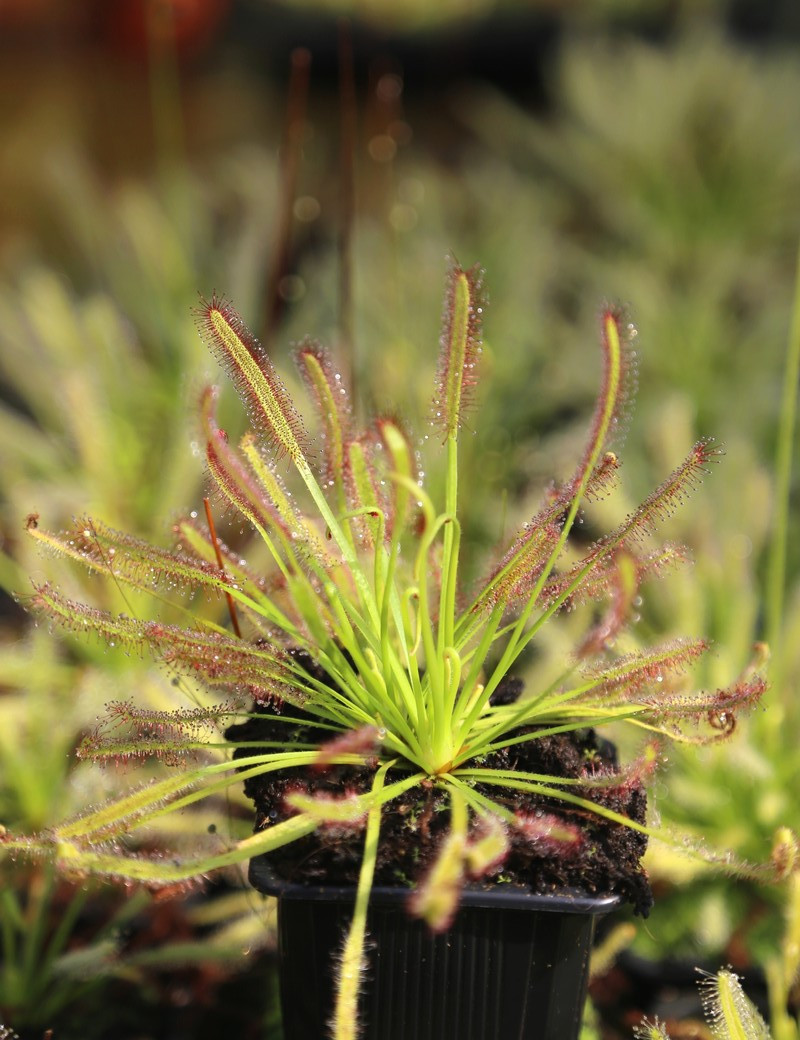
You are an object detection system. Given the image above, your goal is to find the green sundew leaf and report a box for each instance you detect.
[28,516,236,598]
[53,812,321,885]
[376,418,416,536]
[453,768,652,836]
[344,437,383,546]
[486,438,726,692]
[478,514,562,614]
[636,675,768,730]
[470,638,708,746]
[576,548,640,657]
[432,260,484,439]
[565,309,635,501]
[513,810,584,851]
[77,699,248,766]
[465,451,625,621]
[200,387,297,545]
[295,340,351,496]
[461,309,636,708]
[464,813,508,878]
[172,514,272,597]
[17,752,318,850]
[240,433,323,554]
[700,968,772,1040]
[29,584,300,702]
[285,791,367,824]
[556,543,691,618]
[551,440,724,597]
[577,638,711,700]
[408,787,469,931]
[197,296,308,464]
[333,764,391,1040]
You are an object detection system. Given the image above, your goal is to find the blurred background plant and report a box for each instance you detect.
[1,1,799,1037]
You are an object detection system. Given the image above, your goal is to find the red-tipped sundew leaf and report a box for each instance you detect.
[28,516,237,598]
[537,441,723,617]
[30,583,303,704]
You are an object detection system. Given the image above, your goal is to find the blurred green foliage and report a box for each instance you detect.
[462,33,800,463]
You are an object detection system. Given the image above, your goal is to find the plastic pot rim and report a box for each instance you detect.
[249,854,624,915]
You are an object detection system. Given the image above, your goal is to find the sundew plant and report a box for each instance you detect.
[3,262,773,1038]
[634,967,773,1040]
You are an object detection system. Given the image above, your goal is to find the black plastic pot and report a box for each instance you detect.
[250,856,621,1040]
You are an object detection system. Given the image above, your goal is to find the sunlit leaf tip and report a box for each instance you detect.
[698,967,771,1040]
[568,306,638,496]
[343,433,385,546]
[432,258,484,439]
[295,339,351,482]
[196,294,307,463]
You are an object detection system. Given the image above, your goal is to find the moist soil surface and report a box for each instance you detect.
[227,668,653,917]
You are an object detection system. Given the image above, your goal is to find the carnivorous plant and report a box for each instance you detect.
[2,261,778,1038]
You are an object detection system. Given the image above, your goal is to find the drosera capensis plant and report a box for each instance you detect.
[634,967,774,1040]
[2,260,781,1038]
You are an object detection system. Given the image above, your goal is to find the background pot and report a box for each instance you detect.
[250,855,621,1040]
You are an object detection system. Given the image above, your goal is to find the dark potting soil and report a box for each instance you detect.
[227,660,653,917]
